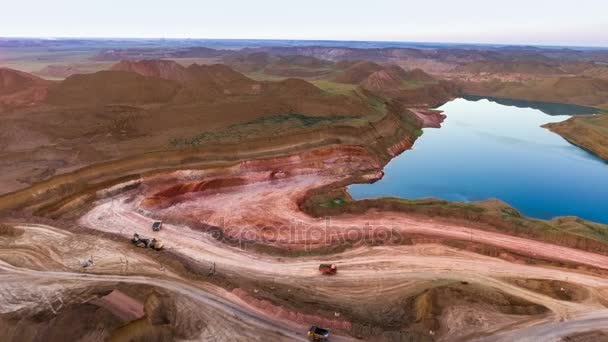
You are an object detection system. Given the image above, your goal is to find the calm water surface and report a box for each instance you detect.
[349,98,608,223]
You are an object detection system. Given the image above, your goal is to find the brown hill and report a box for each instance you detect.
[109,60,262,101]
[333,61,384,83]
[554,76,608,96]
[0,68,50,108]
[463,76,608,108]
[389,81,460,107]
[223,52,276,73]
[403,68,436,82]
[224,53,333,77]
[46,70,180,105]
[360,69,403,90]
[172,64,261,102]
[185,64,256,88]
[273,55,332,69]
[383,64,408,79]
[0,68,46,95]
[360,65,436,91]
[111,60,190,83]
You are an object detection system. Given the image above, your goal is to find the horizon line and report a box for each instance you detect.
[1,36,607,50]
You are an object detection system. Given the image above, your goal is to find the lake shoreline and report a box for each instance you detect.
[349,97,608,223]
[543,115,608,162]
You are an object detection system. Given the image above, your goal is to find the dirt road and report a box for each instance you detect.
[73,173,608,339]
[3,159,608,340]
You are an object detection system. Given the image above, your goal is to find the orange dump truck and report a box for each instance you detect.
[318,263,337,275]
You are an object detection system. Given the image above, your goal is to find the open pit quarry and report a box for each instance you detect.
[1,104,608,342]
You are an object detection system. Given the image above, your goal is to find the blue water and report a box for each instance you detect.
[349,98,608,223]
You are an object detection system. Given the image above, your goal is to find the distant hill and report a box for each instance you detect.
[554,76,608,96]
[0,68,50,108]
[403,68,436,82]
[223,52,333,77]
[47,70,181,105]
[333,61,384,84]
[454,61,564,75]
[334,62,437,92]
[360,69,403,90]
[0,68,46,95]
[111,60,191,82]
[43,61,374,120]
[463,75,608,108]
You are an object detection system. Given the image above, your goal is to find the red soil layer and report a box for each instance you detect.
[141,145,381,209]
[409,108,447,128]
[143,177,248,208]
[90,290,145,322]
[232,288,352,331]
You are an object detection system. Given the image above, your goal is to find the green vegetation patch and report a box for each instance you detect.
[169,113,350,147]
[310,80,359,95]
[301,188,608,255]
[319,197,347,208]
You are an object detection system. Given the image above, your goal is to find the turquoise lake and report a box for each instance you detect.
[349,97,608,223]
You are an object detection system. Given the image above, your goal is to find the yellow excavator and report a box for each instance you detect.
[131,233,164,250]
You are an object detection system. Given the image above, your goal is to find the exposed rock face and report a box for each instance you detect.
[360,65,436,90]
[337,63,443,96]
[360,69,403,90]
[409,108,446,128]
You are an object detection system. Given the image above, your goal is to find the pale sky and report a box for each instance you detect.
[1,0,607,46]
